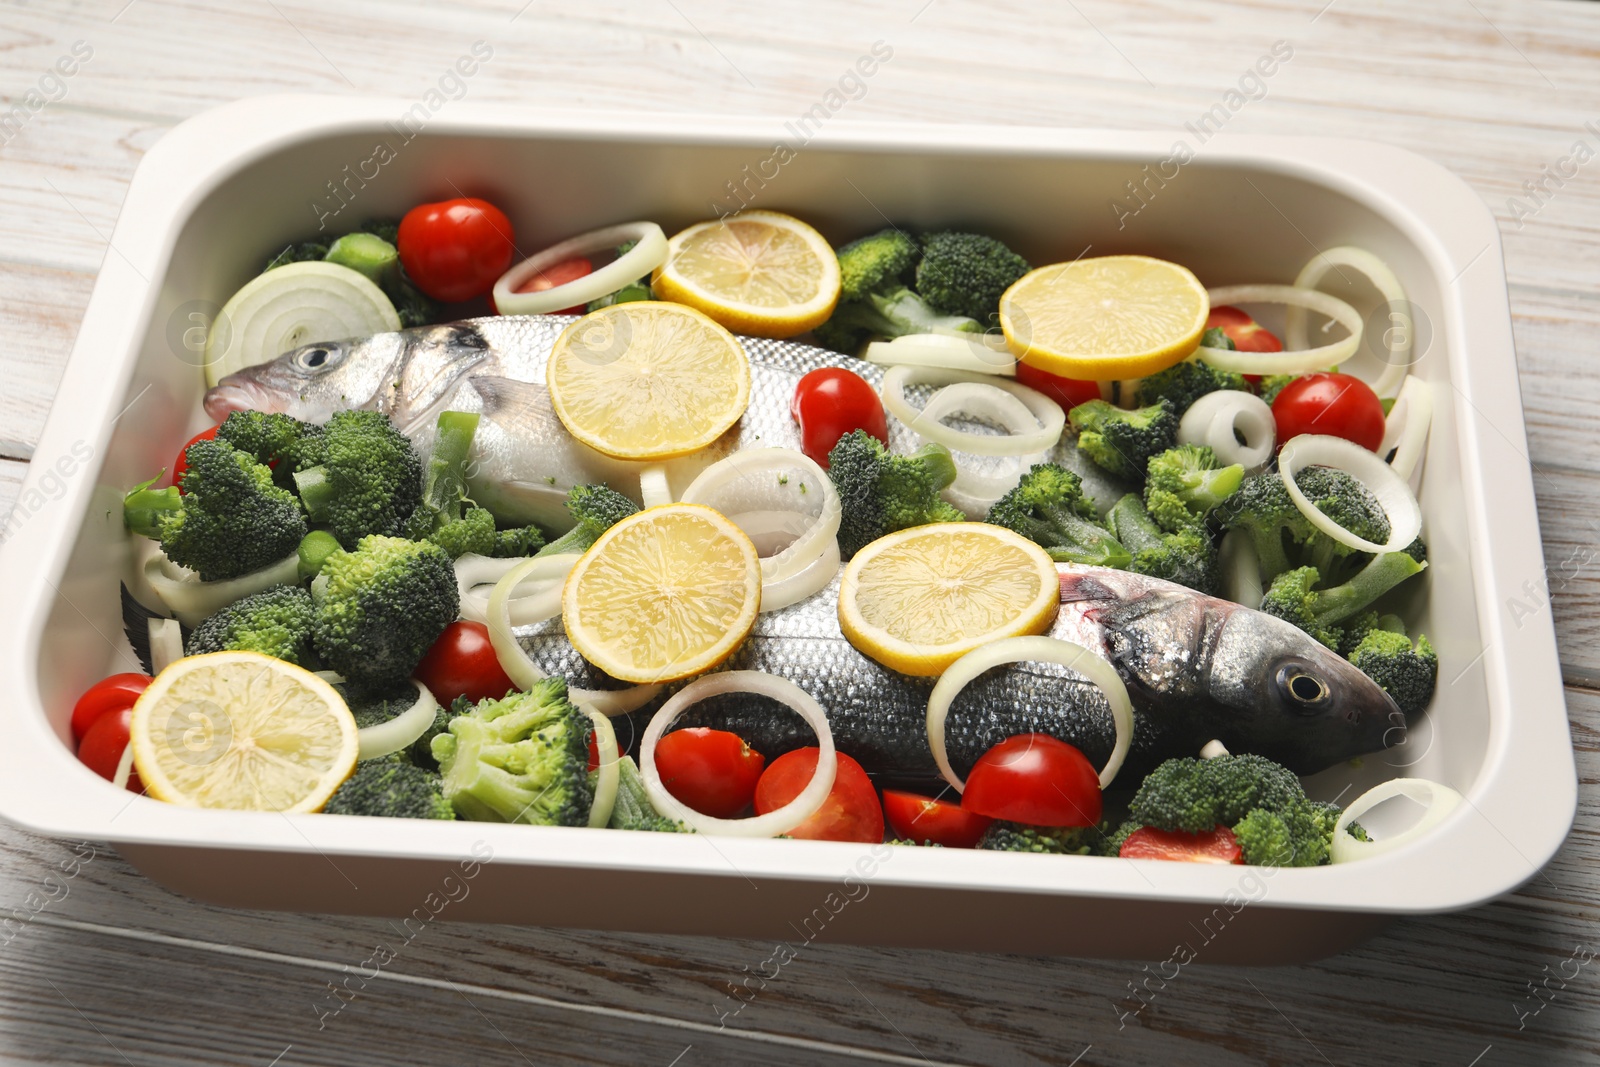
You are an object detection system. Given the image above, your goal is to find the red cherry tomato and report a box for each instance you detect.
[1014,362,1103,411]
[170,426,221,491]
[791,368,888,467]
[70,673,151,742]
[881,789,992,848]
[754,749,883,843]
[1206,305,1282,353]
[397,198,516,303]
[655,728,767,819]
[511,255,593,316]
[960,734,1102,827]
[76,706,143,792]
[1119,824,1243,864]
[413,622,516,708]
[1271,371,1386,452]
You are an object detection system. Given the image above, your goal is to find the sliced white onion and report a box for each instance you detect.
[757,536,840,612]
[680,448,842,588]
[492,222,668,316]
[917,383,1046,505]
[1286,246,1412,399]
[865,333,1017,377]
[927,637,1134,792]
[1220,529,1264,609]
[583,707,621,828]
[1200,739,1230,759]
[143,551,301,627]
[486,554,582,690]
[1196,285,1362,375]
[1331,777,1464,863]
[639,465,673,508]
[149,618,184,674]
[641,671,836,836]
[1387,377,1433,483]
[1278,435,1422,554]
[1177,389,1276,472]
[881,365,1065,457]
[203,261,401,387]
[356,680,439,761]
[313,670,345,685]
[112,740,136,790]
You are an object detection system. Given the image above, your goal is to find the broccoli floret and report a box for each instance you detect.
[426,506,497,558]
[1258,374,1296,406]
[986,462,1131,567]
[1068,399,1180,482]
[608,756,688,832]
[1345,820,1373,843]
[838,228,920,300]
[432,678,595,826]
[1213,466,1391,582]
[124,439,307,582]
[292,410,423,548]
[323,759,454,820]
[913,231,1030,322]
[186,585,316,665]
[1350,629,1438,718]
[266,240,329,270]
[215,410,324,493]
[978,821,1097,854]
[408,695,470,772]
[1127,754,1335,867]
[1099,820,1141,858]
[1259,555,1427,650]
[535,483,639,557]
[491,523,547,557]
[311,534,459,689]
[827,430,965,558]
[1132,354,1247,418]
[814,287,985,355]
[1143,445,1245,533]
[1106,494,1218,594]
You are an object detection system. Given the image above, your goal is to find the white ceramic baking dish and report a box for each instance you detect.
[0,96,1574,963]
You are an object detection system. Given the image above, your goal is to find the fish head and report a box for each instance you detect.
[1207,610,1405,774]
[204,332,412,424]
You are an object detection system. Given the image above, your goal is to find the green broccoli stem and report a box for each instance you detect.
[293,466,335,522]
[912,441,960,492]
[1308,552,1426,628]
[1035,501,1131,567]
[1107,494,1164,554]
[123,478,182,538]
[297,529,343,580]
[1246,527,1294,582]
[325,232,399,290]
[420,411,481,529]
[536,525,599,558]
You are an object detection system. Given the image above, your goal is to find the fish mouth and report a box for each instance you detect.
[203,380,275,422]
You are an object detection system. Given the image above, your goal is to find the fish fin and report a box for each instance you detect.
[1058,571,1120,605]
[469,374,546,418]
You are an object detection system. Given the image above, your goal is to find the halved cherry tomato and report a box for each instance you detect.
[655,728,766,819]
[754,749,883,842]
[960,733,1101,827]
[1207,305,1282,353]
[1119,824,1243,864]
[882,789,992,848]
[791,368,888,467]
[1271,371,1386,452]
[170,426,221,491]
[413,621,516,708]
[1015,362,1103,411]
[77,706,143,793]
[70,673,151,742]
[398,197,516,303]
[512,255,593,316]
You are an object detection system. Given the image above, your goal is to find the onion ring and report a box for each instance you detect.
[881,365,1065,457]
[641,671,836,836]
[112,741,136,790]
[486,553,582,690]
[1286,246,1412,398]
[143,551,300,627]
[356,680,440,761]
[1220,529,1264,610]
[1195,285,1363,375]
[866,333,1017,377]
[583,707,621,828]
[456,553,551,626]
[927,636,1133,791]
[1387,377,1433,482]
[1331,777,1463,863]
[492,222,668,316]
[1177,389,1276,471]
[149,618,184,674]
[756,535,840,612]
[639,465,673,508]
[680,448,842,588]
[1278,435,1422,554]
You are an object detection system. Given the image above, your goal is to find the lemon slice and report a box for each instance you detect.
[562,504,762,684]
[130,651,358,812]
[652,211,840,338]
[839,523,1060,677]
[546,302,752,460]
[999,255,1209,380]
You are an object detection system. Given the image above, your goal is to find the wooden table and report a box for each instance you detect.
[2,2,1596,1063]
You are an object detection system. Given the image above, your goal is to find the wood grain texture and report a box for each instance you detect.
[1,0,1599,1064]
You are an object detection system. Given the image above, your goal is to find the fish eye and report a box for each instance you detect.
[297,346,340,371]
[1277,664,1330,707]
